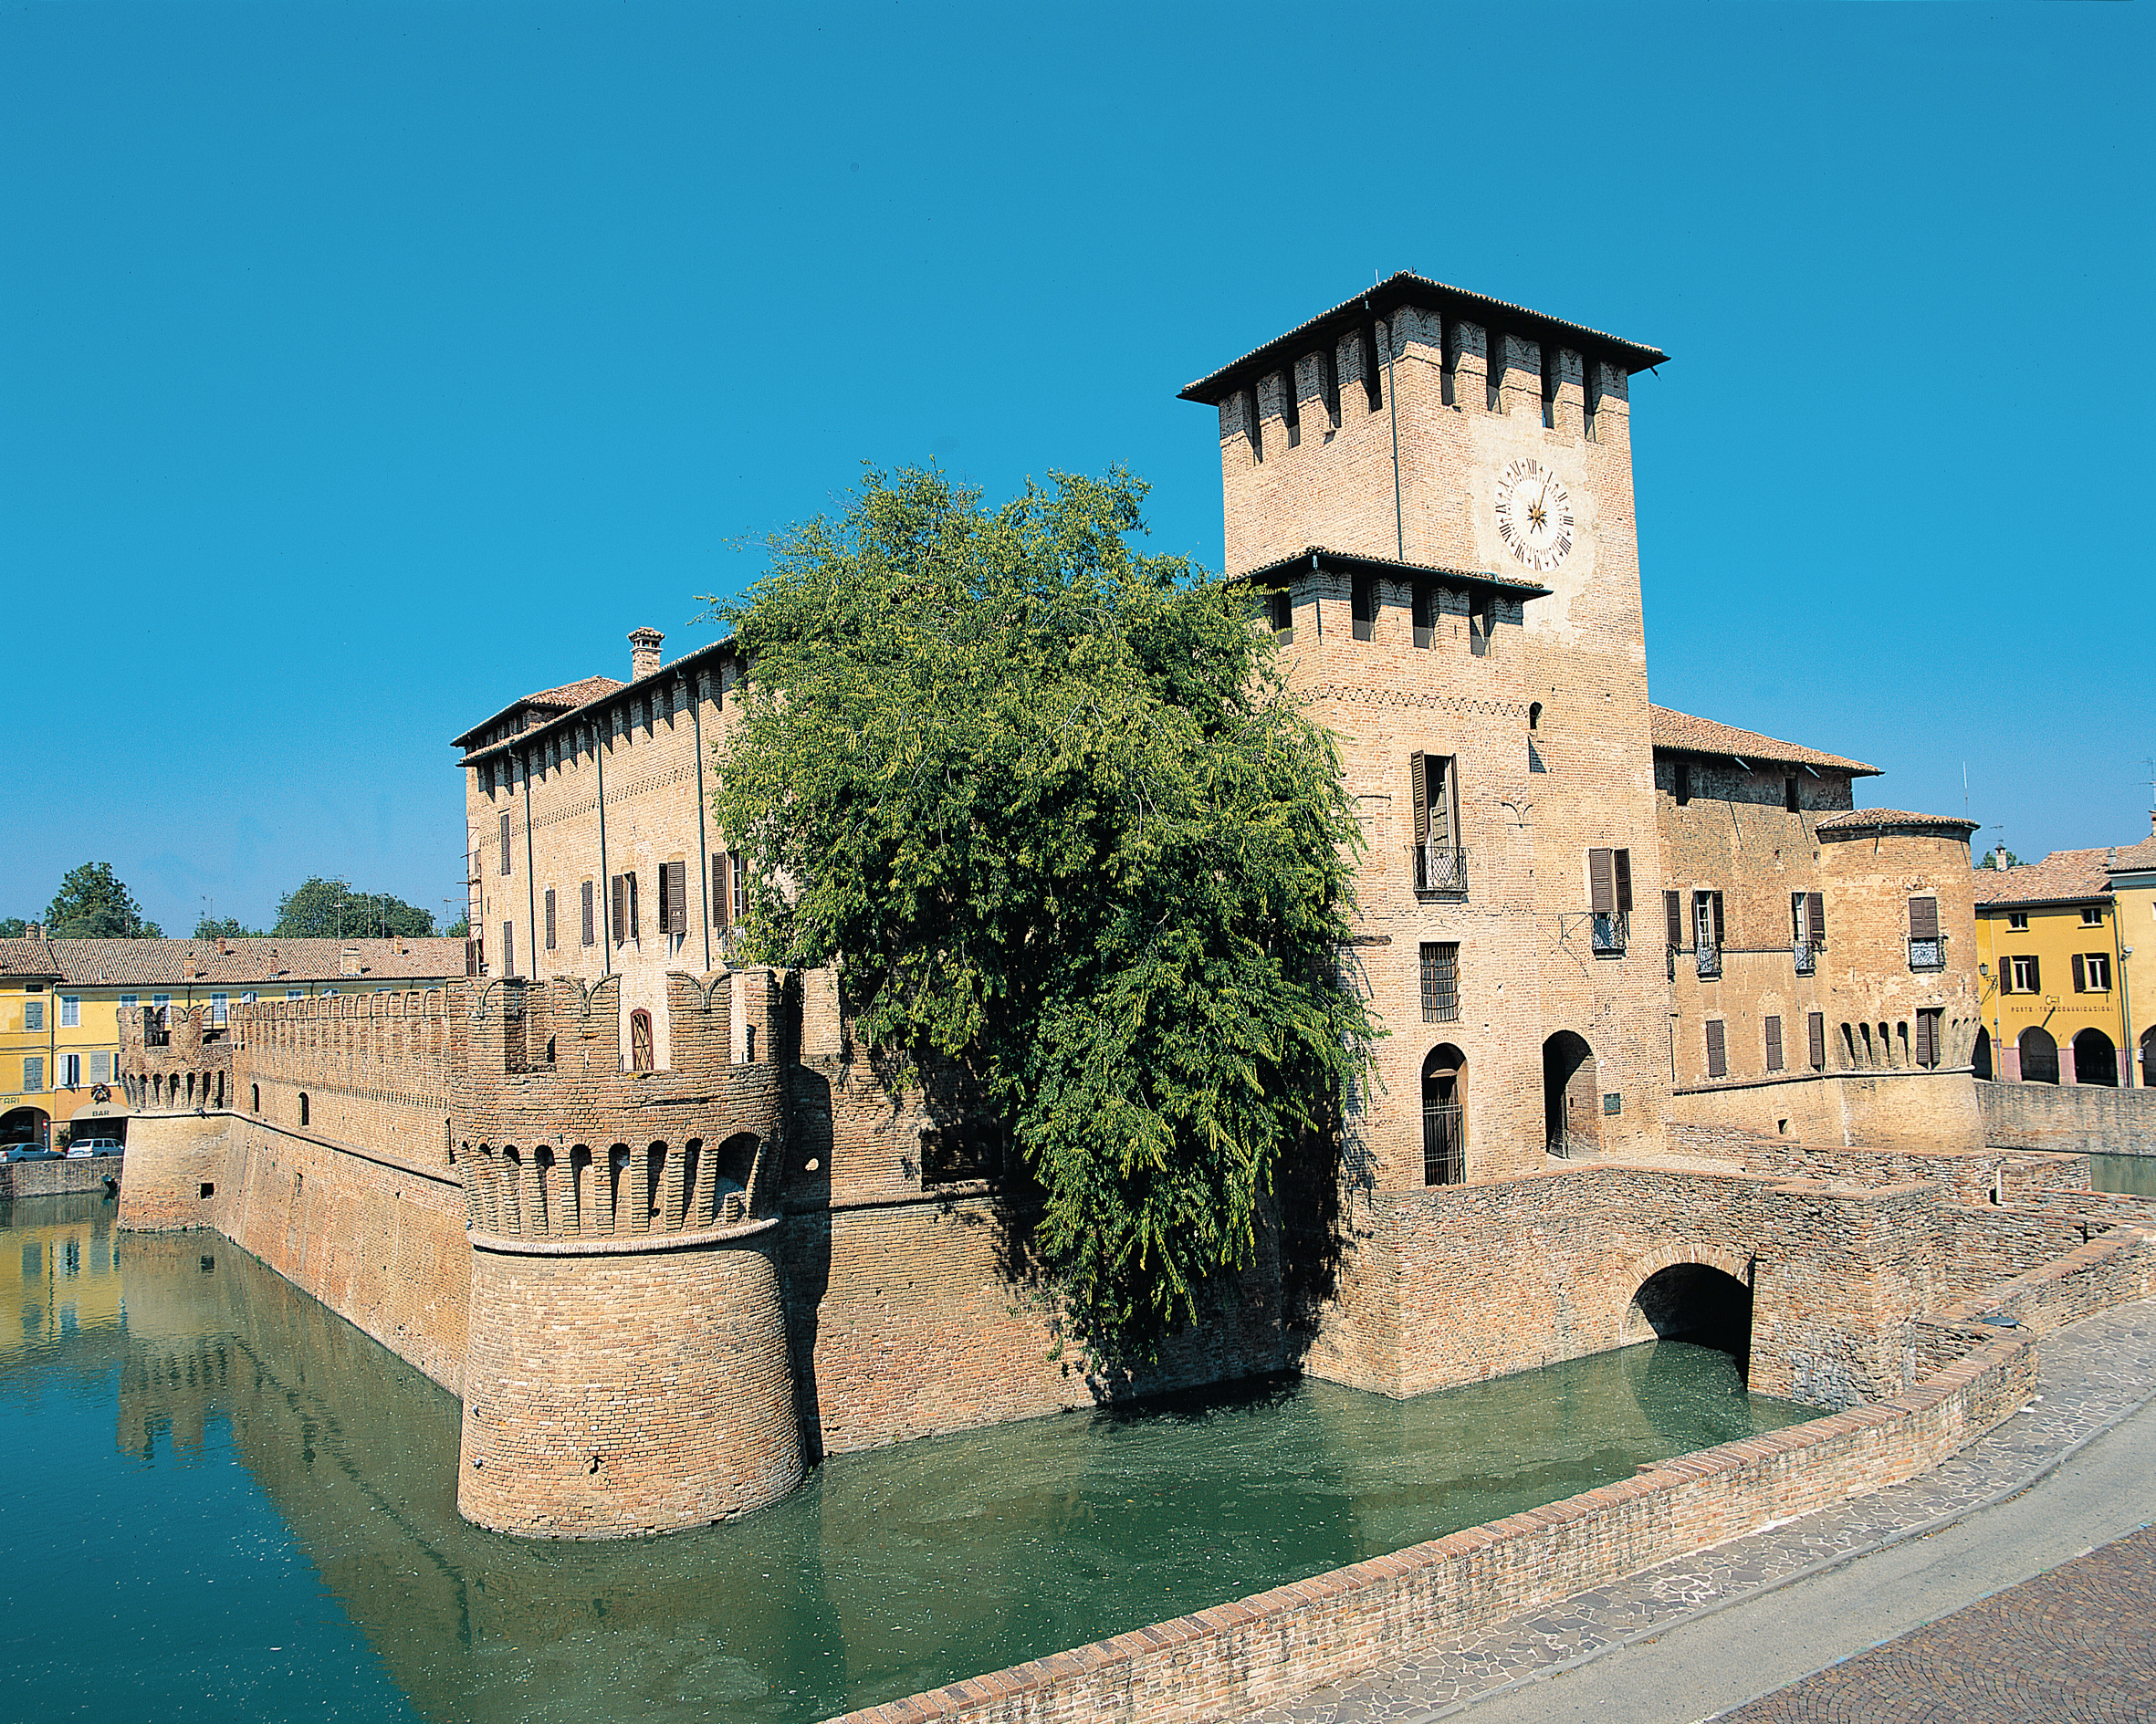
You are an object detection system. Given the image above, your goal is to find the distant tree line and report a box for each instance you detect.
[0,863,438,941]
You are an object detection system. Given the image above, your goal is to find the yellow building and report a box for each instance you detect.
[0,935,468,1147]
[0,939,64,1147]
[1973,849,2129,1086]
[2107,818,2156,1088]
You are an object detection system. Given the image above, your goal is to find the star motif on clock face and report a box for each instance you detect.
[1493,459,1575,573]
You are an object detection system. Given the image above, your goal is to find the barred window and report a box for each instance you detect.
[1419,942,1460,1023]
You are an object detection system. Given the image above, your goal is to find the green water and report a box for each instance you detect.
[2086,1153,2156,1197]
[0,1193,1816,1723]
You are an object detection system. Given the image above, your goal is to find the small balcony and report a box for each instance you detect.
[1793,940,1816,976]
[1409,843,1470,899]
[1592,911,1628,956]
[1695,941,1722,979]
[1909,936,1945,972]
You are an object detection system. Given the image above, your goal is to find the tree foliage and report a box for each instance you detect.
[194,915,264,940]
[709,465,1374,1353]
[45,862,162,938]
[0,917,26,939]
[272,878,435,939]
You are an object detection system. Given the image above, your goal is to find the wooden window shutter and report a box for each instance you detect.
[2027,956,2040,994]
[1588,849,1615,914]
[1613,849,1634,914]
[2072,953,2087,993]
[1664,891,1682,947]
[628,872,639,938]
[1711,892,1726,947]
[656,863,669,934]
[1764,1015,1784,1071]
[499,810,512,874]
[714,855,730,929]
[465,939,479,977]
[1409,752,1429,843]
[581,881,594,946]
[1913,1010,1934,1068]
[545,889,557,951]
[1806,892,1826,946]
[1705,1019,1727,1077]
[1909,895,1940,941]
[1412,583,1433,648]
[667,862,687,935]
[612,874,626,944]
[1808,1011,1826,1070]
[502,920,515,977]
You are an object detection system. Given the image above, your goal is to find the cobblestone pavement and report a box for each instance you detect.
[1716,1520,2156,1723]
[1236,1301,2156,1724]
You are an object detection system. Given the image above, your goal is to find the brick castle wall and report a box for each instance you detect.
[1980,1080,2156,1155]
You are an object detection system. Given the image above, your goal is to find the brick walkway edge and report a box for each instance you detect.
[827,1228,2156,1724]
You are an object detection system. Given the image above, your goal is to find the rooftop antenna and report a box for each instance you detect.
[1962,760,1969,820]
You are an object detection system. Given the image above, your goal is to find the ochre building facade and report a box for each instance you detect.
[116,273,2103,1542]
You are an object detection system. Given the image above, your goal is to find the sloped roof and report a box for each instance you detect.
[451,674,624,751]
[1179,271,1667,406]
[1816,808,1979,836]
[46,938,469,987]
[1649,705,1879,776]
[2107,831,2156,876]
[0,938,58,978]
[1972,849,2113,909]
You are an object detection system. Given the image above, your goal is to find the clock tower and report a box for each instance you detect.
[1179,275,1671,1203]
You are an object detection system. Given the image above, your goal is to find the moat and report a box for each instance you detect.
[3,1191,1817,1724]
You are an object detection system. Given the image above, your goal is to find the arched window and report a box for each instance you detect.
[630,1009,654,1072]
[2017,1026,2059,1084]
[298,1092,310,1126]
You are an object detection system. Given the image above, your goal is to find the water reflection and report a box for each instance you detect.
[2,1195,1817,1723]
[2087,1153,2156,1199]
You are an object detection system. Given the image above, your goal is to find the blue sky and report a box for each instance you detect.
[3,2,2150,934]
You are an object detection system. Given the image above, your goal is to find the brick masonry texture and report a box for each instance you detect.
[1979,1079,2156,1155]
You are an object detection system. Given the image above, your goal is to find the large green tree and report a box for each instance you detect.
[44,862,162,938]
[710,465,1374,1353]
[272,878,435,939]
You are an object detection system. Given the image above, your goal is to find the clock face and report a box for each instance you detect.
[1493,459,1575,573]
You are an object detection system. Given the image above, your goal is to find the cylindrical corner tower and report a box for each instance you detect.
[459,1217,801,1537]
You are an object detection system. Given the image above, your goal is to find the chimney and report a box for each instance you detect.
[24,923,41,940]
[629,627,665,681]
[1994,845,2009,871]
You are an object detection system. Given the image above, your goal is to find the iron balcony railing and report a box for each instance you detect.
[1408,843,1470,897]
[1909,936,1946,972]
[1696,940,1722,978]
[1592,911,1628,956]
[1793,940,1816,976]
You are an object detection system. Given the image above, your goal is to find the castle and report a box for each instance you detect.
[119,274,2078,1542]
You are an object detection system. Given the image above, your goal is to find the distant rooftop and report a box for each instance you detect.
[1972,849,2114,910]
[43,937,470,987]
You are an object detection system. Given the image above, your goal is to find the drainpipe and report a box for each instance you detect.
[692,665,713,973]
[2116,901,2135,1089]
[596,712,612,978]
[1369,298,1405,560]
[522,746,539,982]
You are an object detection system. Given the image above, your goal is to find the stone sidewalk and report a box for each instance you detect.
[1235,1301,2156,1724]
[1715,1520,2156,1722]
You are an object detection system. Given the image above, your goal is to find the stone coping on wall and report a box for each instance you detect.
[1669,1063,1976,1099]
[467,1214,780,1258]
[826,1332,2040,1724]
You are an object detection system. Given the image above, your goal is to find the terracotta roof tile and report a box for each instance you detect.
[2107,831,2156,874]
[452,674,624,752]
[1816,808,1979,835]
[0,938,58,978]
[1648,705,1879,776]
[45,937,469,987]
[1972,849,2113,908]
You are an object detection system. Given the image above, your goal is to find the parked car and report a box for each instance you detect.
[66,1139,124,1160]
[5,1145,63,1163]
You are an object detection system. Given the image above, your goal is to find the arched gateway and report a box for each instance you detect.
[1543,1031,1599,1159]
